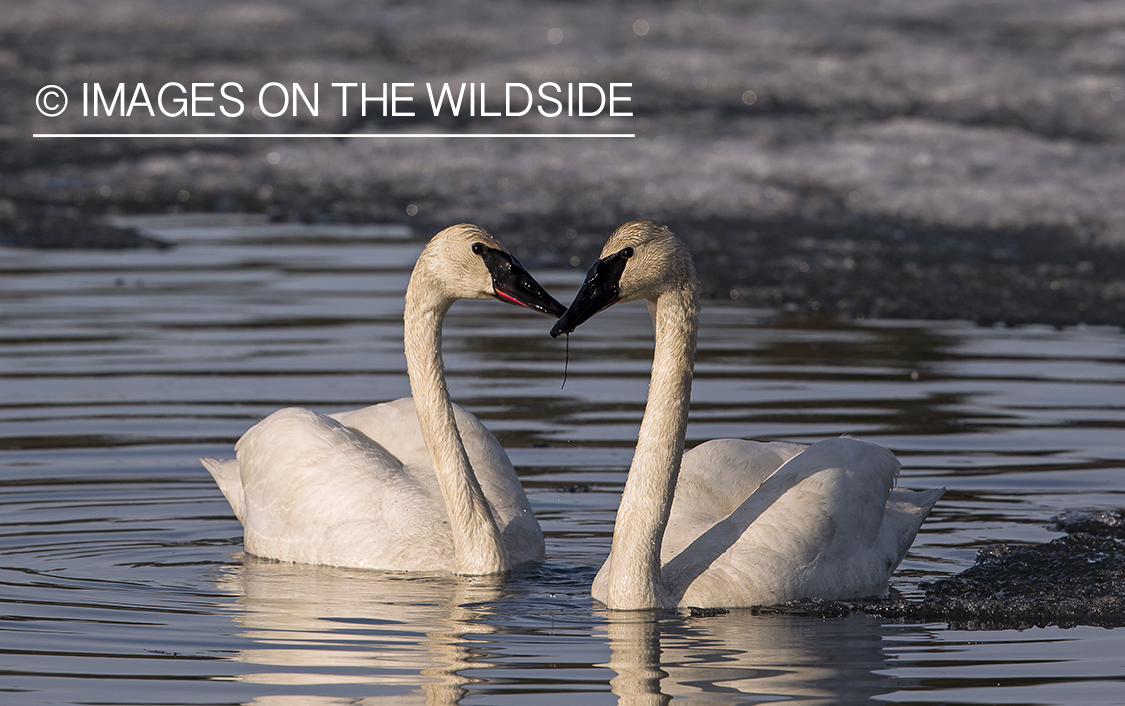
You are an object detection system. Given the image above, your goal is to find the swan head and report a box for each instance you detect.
[413,224,566,317]
[550,220,696,337]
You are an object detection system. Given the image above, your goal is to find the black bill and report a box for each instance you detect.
[476,245,567,317]
[549,248,632,338]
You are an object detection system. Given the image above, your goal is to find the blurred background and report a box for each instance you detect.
[4,5,1125,701]
[4,0,1125,325]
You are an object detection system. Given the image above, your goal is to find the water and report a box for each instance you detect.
[2,214,1124,705]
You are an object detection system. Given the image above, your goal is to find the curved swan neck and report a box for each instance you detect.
[404,271,510,575]
[603,282,699,609]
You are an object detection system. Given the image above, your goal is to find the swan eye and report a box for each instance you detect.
[620,247,635,259]
[471,242,485,255]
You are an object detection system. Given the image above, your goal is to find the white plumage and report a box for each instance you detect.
[202,399,543,570]
[553,221,943,609]
[202,224,559,574]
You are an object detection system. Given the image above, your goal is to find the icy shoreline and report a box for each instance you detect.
[4,0,1125,325]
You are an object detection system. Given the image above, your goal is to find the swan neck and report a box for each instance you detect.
[603,284,699,609]
[404,273,509,575]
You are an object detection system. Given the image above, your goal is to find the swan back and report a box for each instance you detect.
[662,439,806,558]
[232,407,454,569]
[663,437,941,607]
[332,399,544,565]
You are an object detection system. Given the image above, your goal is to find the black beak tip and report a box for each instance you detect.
[545,299,568,319]
[523,292,566,318]
[546,248,629,339]
[549,317,574,338]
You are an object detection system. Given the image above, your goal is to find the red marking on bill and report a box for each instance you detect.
[494,290,528,308]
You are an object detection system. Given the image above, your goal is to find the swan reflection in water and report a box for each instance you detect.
[213,555,506,705]
[215,556,915,705]
[603,609,904,705]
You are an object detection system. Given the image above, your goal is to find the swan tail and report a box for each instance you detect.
[201,457,246,525]
[916,486,945,516]
[884,486,945,565]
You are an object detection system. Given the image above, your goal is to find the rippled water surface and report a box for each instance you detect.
[2,215,1124,705]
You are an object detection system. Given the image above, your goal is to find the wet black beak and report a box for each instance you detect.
[479,247,567,317]
[549,250,630,338]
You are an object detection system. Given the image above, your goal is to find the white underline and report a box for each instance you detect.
[32,132,635,138]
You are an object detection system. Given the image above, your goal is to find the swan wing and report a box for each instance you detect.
[665,437,940,607]
[664,439,807,558]
[333,398,544,565]
[329,399,443,503]
[233,406,454,570]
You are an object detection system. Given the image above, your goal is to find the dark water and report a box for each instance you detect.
[2,215,1123,705]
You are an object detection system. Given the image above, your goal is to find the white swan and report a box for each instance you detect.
[202,224,565,575]
[551,220,944,609]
